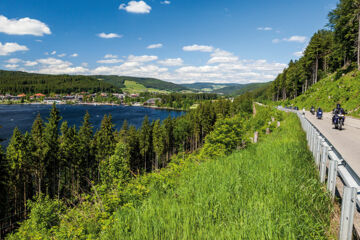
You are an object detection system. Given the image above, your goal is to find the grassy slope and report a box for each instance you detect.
[97,75,188,92]
[214,82,271,95]
[291,70,360,117]
[103,113,332,239]
[122,80,169,94]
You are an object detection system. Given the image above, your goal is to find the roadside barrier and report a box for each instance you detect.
[294,110,360,240]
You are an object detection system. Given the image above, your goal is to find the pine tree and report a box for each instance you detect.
[152,120,165,169]
[139,116,152,171]
[31,114,45,194]
[127,126,141,172]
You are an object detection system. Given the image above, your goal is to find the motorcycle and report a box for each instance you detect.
[333,113,345,130]
[310,107,315,115]
[316,110,323,119]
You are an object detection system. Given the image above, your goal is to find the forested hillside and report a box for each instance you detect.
[268,0,360,104]
[0,70,119,94]
[181,82,271,95]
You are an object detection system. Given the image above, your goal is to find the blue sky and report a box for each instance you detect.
[0,0,338,84]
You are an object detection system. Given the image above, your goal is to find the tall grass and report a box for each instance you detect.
[101,114,333,239]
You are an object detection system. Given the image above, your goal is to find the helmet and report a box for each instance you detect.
[337,103,341,109]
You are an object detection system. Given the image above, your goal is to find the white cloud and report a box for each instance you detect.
[119,1,151,14]
[293,51,303,57]
[98,32,122,39]
[147,43,163,49]
[0,42,28,56]
[34,57,89,74]
[58,53,66,57]
[284,35,307,43]
[274,36,307,44]
[4,64,18,69]
[24,61,38,66]
[97,58,124,64]
[161,1,171,4]
[257,27,272,31]
[207,49,238,64]
[0,15,51,36]
[51,50,56,55]
[128,54,158,62]
[104,54,118,59]
[6,58,22,64]
[183,44,214,52]
[70,53,78,57]
[158,58,183,66]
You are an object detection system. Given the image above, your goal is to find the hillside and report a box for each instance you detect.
[182,82,271,95]
[0,70,119,94]
[181,82,239,92]
[291,70,360,117]
[96,75,189,92]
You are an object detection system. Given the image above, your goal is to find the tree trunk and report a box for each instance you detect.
[315,56,318,83]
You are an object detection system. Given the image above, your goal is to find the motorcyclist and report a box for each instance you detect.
[310,106,315,114]
[332,103,345,123]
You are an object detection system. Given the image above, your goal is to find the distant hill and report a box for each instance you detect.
[96,75,189,92]
[0,70,119,94]
[181,82,239,92]
[182,82,271,95]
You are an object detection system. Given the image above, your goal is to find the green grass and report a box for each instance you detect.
[101,113,333,239]
[291,70,360,118]
[123,80,169,94]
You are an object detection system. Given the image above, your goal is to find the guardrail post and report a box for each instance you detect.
[339,186,357,240]
[327,158,338,199]
[320,144,328,183]
[315,137,323,167]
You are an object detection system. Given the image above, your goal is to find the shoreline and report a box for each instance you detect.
[0,102,186,112]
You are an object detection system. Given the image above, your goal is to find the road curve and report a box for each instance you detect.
[304,112,360,177]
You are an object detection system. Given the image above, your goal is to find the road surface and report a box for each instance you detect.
[304,112,360,177]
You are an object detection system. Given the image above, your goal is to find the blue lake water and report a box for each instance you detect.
[0,104,184,146]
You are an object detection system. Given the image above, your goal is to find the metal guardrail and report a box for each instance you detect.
[290,109,359,240]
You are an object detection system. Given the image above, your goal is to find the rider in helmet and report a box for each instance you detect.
[332,103,345,123]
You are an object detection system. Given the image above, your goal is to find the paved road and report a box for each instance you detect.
[304,112,360,176]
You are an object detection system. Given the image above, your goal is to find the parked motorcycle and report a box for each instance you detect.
[333,113,345,130]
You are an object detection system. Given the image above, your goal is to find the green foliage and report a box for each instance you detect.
[0,70,119,94]
[8,195,65,239]
[101,114,332,239]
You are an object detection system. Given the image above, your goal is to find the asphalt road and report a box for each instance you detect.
[305,111,360,177]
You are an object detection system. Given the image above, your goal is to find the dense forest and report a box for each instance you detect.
[0,70,119,95]
[1,93,266,238]
[270,0,360,101]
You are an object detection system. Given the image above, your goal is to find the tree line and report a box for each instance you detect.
[271,0,360,101]
[0,95,253,235]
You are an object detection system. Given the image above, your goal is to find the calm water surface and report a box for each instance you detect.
[0,104,184,146]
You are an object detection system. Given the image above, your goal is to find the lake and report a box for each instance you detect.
[0,104,184,146]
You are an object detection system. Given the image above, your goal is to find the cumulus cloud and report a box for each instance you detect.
[34,57,89,74]
[58,53,66,57]
[98,32,122,39]
[257,27,272,31]
[104,54,118,59]
[4,64,18,69]
[161,1,171,4]
[119,1,151,14]
[293,51,304,57]
[273,36,307,44]
[284,35,307,43]
[70,53,78,57]
[51,51,56,55]
[97,58,124,64]
[6,58,22,64]
[0,42,28,56]
[183,44,214,52]
[24,61,38,66]
[147,43,163,49]
[158,58,183,66]
[128,54,158,62]
[0,15,51,36]
[207,49,238,64]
